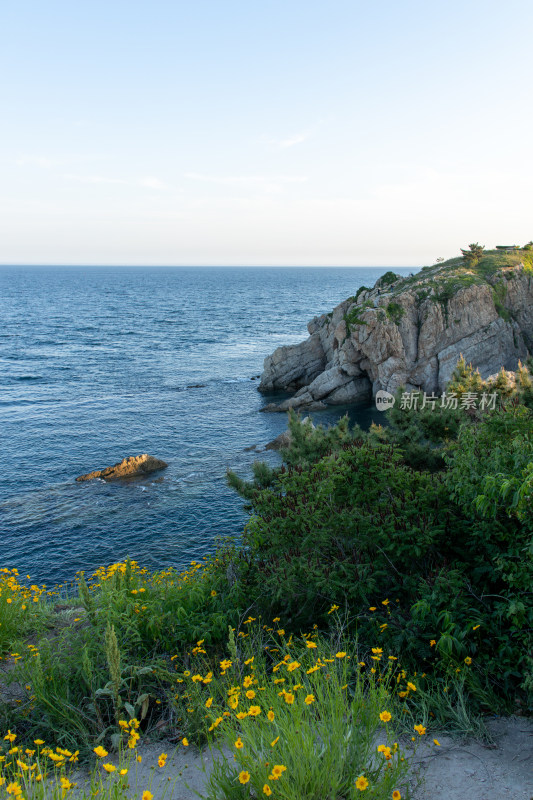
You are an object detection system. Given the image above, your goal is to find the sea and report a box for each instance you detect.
[0,266,417,586]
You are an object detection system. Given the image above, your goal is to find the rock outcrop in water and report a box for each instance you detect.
[76,454,168,482]
[259,252,533,411]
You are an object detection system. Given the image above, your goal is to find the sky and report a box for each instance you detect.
[2,0,533,266]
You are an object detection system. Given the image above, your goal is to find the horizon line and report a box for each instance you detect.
[0,263,421,269]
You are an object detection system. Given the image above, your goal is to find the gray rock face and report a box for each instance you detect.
[259,260,533,411]
[76,454,168,482]
[258,333,326,392]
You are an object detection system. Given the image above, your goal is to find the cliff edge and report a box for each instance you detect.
[259,249,533,411]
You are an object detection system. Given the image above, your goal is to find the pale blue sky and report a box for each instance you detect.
[2,0,533,265]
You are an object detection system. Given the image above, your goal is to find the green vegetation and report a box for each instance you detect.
[385,302,405,325]
[344,300,375,333]
[460,243,485,265]
[378,271,400,287]
[1,345,533,797]
[225,359,533,717]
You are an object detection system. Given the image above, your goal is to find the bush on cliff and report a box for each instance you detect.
[226,374,533,711]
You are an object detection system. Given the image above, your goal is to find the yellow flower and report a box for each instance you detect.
[464,657,472,665]
[234,737,244,749]
[248,705,261,716]
[236,711,248,719]
[182,738,189,747]
[263,784,272,796]
[473,624,480,631]
[243,675,254,688]
[283,692,295,705]
[127,731,140,749]
[335,651,346,659]
[267,709,275,721]
[270,765,286,779]
[407,682,417,692]
[304,694,315,705]
[433,739,441,746]
[229,695,239,709]
[205,697,213,708]
[430,639,436,647]
[103,763,116,773]
[369,607,376,611]
[382,599,390,605]
[238,771,250,784]
[4,731,17,743]
[210,590,217,596]
[380,711,392,722]
[119,769,128,775]
[328,604,339,614]
[34,739,45,745]
[414,724,426,735]
[271,736,279,747]
[93,746,108,758]
[287,661,300,672]
[158,753,167,768]
[392,792,402,800]
[306,641,317,648]
[142,792,153,800]
[355,775,369,791]
[277,629,285,636]
[137,755,142,762]
[246,689,256,699]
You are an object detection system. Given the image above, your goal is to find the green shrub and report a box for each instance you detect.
[378,271,400,287]
[385,302,405,325]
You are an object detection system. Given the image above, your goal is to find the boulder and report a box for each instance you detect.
[76,454,168,482]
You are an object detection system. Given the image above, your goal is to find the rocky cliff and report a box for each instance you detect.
[259,251,533,411]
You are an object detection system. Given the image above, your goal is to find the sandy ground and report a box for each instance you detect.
[78,715,532,800]
[409,717,533,800]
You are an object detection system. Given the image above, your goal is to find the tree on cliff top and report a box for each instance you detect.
[461,242,485,263]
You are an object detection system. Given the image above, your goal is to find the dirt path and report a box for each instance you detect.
[410,717,533,800]
[87,716,532,799]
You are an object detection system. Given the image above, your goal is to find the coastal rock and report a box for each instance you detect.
[265,430,292,450]
[258,332,325,392]
[76,454,168,482]
[265,417,315,450]
[258,255,533,410]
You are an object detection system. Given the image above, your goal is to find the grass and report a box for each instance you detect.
[1,538,522,798]
[1,564,468,800]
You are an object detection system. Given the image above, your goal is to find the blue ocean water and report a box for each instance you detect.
[0,266,415,585]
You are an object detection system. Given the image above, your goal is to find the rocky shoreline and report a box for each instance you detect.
[258,253,533,412]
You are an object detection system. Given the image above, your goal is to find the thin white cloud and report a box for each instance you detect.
[139,177,168,190]
[16,156,54,168]
[63,174,169,190]
[64,173,129,185]
[185,172,307,185]
[184,172,308,195]
[259,131,311,150]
